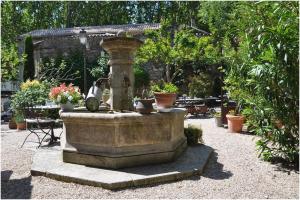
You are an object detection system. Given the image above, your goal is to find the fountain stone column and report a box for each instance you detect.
[100,37,143,111]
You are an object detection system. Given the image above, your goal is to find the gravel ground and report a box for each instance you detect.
[1,117,299,199]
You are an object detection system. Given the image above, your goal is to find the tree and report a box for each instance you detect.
[23,36,35,80]
[1,44,25,81]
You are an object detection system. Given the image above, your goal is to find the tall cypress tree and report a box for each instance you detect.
[23,35,35,80]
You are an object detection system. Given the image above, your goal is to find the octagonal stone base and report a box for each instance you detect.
[31,144,213,190]
[60,109,187,169]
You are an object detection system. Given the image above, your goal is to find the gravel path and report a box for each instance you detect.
[1,117,298,199]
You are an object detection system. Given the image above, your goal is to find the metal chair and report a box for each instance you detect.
[21,105,62,148]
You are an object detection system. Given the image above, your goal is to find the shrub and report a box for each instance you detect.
[184,124,203,145]
[224,2,299,164]
[11,80,50,121]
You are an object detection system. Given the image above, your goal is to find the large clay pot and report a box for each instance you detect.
[17,122,26,130]
[154,93,176,108]
[8,120,17,129]
[226,114,245,133]
[136,99,154,114]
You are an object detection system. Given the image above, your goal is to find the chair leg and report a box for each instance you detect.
[20,132,33,148]
[38,129,51,148]
[20,129,41,148]
[58,127,63,138]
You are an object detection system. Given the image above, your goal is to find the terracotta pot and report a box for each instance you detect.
[226,114,245,133]
[8,120,17,129]
[17,122,26,130]
[136,99,154,114]
[154,93,176,108]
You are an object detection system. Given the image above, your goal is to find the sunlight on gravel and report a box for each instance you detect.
[1,118,299,199]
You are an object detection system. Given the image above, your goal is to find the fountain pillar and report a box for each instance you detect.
[100,37,143,111]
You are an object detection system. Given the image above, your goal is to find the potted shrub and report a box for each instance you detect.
[184,124,203,145]
[15,112,26,130]
[49,83,82,111]
[150,81,178,109]
[136,89,154,114]
[11,80,52,130]
[11,91,27,131]
[226,109,245,133]
[214,112,222,127]
[8,117,17,129]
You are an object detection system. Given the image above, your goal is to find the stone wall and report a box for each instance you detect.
[31,35,163,81]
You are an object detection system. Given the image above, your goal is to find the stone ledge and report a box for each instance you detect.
[31,144,213,190]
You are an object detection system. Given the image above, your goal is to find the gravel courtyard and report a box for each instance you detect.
[1,117,299,199]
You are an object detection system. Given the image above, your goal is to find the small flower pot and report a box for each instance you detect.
[154,92,176,108]
[226,114,245,133]
[60,102,74,112]
[136,99,154,114]
[214,116,223,127]
[17,122,26,130]
[8,120,17,129]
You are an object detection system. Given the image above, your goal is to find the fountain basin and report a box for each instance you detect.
[60,109,187,169]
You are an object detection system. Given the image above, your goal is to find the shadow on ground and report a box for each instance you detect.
[1,170,33,199]
[202,151,233,180]
[270,157,299,174]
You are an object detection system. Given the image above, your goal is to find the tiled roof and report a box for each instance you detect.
[19,23,160,39]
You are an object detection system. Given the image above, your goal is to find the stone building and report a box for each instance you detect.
[17,23,164,82]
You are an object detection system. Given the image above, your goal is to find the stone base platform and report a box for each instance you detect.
[31,144,213,190]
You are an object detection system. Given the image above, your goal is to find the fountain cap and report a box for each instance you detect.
[100,37,143,51]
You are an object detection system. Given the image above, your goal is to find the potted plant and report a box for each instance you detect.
[226,109,245,133]
[150,81,178,109]
[214,112,222,127]
[184,124,203,145]
[11,91,27,131]
[135,89,154,114]
[15,112,26,130]
[49,83,82,111]
[8,116,17,129]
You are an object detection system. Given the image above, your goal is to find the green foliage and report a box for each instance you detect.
[1,45,25,81]
[184,124,203,145]
[89,56,109,79]
[188,74,213,98]
[134,64,150,93]
[23,35,35,80]
[222,2,299,163]
[11,80,50,121]
[150,81,178,93]
[213,112,221,117]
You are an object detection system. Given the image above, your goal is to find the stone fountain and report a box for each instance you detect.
[60,37,187,169]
